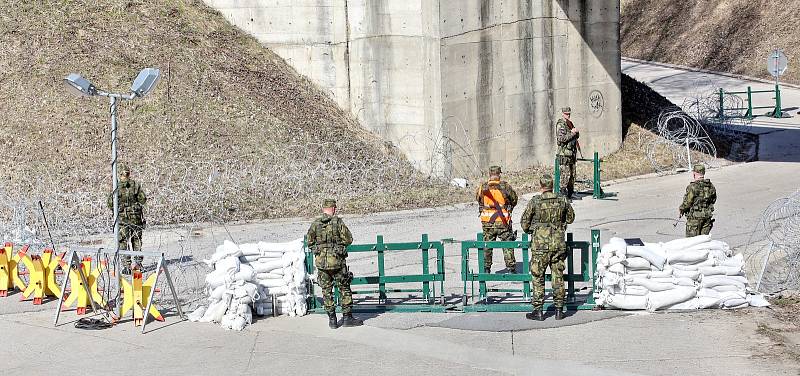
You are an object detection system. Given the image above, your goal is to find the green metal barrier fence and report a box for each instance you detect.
[554,152,605,199]
[717,85,784,119]
[305,234,447,313]
[460,229,600,312]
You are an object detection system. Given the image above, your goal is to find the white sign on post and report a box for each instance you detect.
[767,49,788,78]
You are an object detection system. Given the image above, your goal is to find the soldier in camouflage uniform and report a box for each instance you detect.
[521,175,575,321]
[307,199,363,329]
[556,107,579,199]
[679,164,716,237]
[476,166,518,273]
[107,164,146,274]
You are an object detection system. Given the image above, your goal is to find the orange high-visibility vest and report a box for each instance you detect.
[479,180,510,225]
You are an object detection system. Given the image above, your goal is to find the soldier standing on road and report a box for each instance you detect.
[307,199,363,329]
[107,164,146,275]
[476,166,519,274]
[521,175,575,321]
[556,107,579,199]
[679,164,716,237]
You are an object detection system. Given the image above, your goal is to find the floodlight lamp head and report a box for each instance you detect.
[63,73,97,97]
[130,68,161,98]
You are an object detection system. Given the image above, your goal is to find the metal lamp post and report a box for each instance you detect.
[64,68,160,313]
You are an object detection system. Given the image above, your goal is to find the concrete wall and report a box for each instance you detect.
[203,0,621,177]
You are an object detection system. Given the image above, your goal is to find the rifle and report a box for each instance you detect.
[565,119,584,159]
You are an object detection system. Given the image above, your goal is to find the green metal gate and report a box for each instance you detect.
[305,234,447,313]
[460,229,600,312]
[554,152,606,199]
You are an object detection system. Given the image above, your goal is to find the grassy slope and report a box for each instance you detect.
[621,0,799,85]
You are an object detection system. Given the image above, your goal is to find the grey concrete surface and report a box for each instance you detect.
[203,0,622,175]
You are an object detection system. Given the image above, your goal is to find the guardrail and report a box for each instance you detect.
[554,151,605,199]
[717,85,783,119]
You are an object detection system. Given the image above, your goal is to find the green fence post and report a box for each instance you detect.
[477,233,487,300]
[566,232,576,303]
[717,88,724,118]
[376,235,387,302]
[588,229,601,305]
[437,242,446,305]
[746,86,753,119]
[593,151,602,199]
[421,234,431,302]
[461,242,469,306]
[521,233,531,300]
[303,236,318,309]
[774,84,782,118]
[554,157,561,196]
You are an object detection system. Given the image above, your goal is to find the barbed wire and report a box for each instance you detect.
[746,190,800,294]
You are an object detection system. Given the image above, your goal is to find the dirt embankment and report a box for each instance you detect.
[621,0,799,85]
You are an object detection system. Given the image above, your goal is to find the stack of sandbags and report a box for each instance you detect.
[187,238,308,331]
[596,235,769,311]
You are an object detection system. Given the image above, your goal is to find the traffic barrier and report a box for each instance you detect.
[305,234,447,312]
[19,248,63,305]
[120,270,164,326]
[0,243,28,296]
[717,85,784,119]
[461,230,600,312]
[61,256,107,315]
[554,152,606,199]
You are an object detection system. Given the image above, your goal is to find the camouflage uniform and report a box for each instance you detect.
[477,166,518,271]
[679,164,716,237]
[307,204,354,315]
[556,107,578,198]
[107,165,146,269]
[521,176,575,312]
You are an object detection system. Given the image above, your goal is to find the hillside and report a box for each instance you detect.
[0,0,454,236]
[621,0,799,84]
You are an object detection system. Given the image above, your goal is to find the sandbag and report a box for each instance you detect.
[701,275,747,289]
[721,298,747,308]
[626,245,666,270]
[607,237,628,257]
[649,277,696,287]
[256,272,283,280]
[239,243,261,256]
[662,235,712,252]
[232,264,255,282]
[626,277,675,292]
[187,306,207,322]
[239,254,261,263]
[205,240,243,266]
[667,249,709,265]
[712,285,741,292]
[747,293,771,308]
[612,285,649,296]
[697,288,721,298]
[667,298,700,310]
[209,285,227,300]
[645,269,673,278]
[606,294,648,310]
[717,253,744,268]
[698,266,743,276]
[608,263,625,274]
[646,287,697,311]
[214,256,240,274]
[672,269,701,280]
[698,296,721,309]
[621,257,652,270]
[252,259,285,273]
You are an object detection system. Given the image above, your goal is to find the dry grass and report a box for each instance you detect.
[621,0,800,85]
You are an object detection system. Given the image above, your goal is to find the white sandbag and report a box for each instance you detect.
[257,278,287,288]
[697,288,721,298]
[627,270,652,275]
[662,235,712,252]
[258,238,304,254]
[214,256,240,274]
[698,266,743,276]
[187,306,207,322]
[252,259,285,273]
[721,298,747,308]
[672,269,701,280]
[293,272,306,285]
[605,294,648,310]
[712,285,741,292]
[611,285,649,296]
[205,240,243,266]
[667,249,709,265]
[719,291,746,301]
[200,296,230,323]
[205,270,231,289]
[255,272,283,280]
[717,253,744,268]
[698,296,721,309]
[626,245,666,270]
[232,264,255,282]
[235,302,250,316]
[747,293,771,307]
[626,276,675,292]
[209,285,227,300]
[239,243,261,256]
[608,263,625,274]
[667,298,700,310]
[239,254,261,263]
[607,237,628,257]
[645,269,673,278]
[259,285,290,296]
[646,287,697,312]
[649,277,696,287]
[671,264,699,271]
[621,257,652,269]
[233,282,259,300]
[701,275,747,289]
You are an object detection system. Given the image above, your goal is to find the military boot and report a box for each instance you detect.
[525,309,544,321]
[554,308,565,320]
[327,312,339,329]
[341,313,363,327]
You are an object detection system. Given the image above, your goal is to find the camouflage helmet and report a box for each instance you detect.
[118,164,131,175]
[488,165,502,175]
[561,107,572,114]
[693,164,705,175]
[539,174,554,189]
[322,198,337,208]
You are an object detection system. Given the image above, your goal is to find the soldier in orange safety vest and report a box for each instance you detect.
[476,166,519,273]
